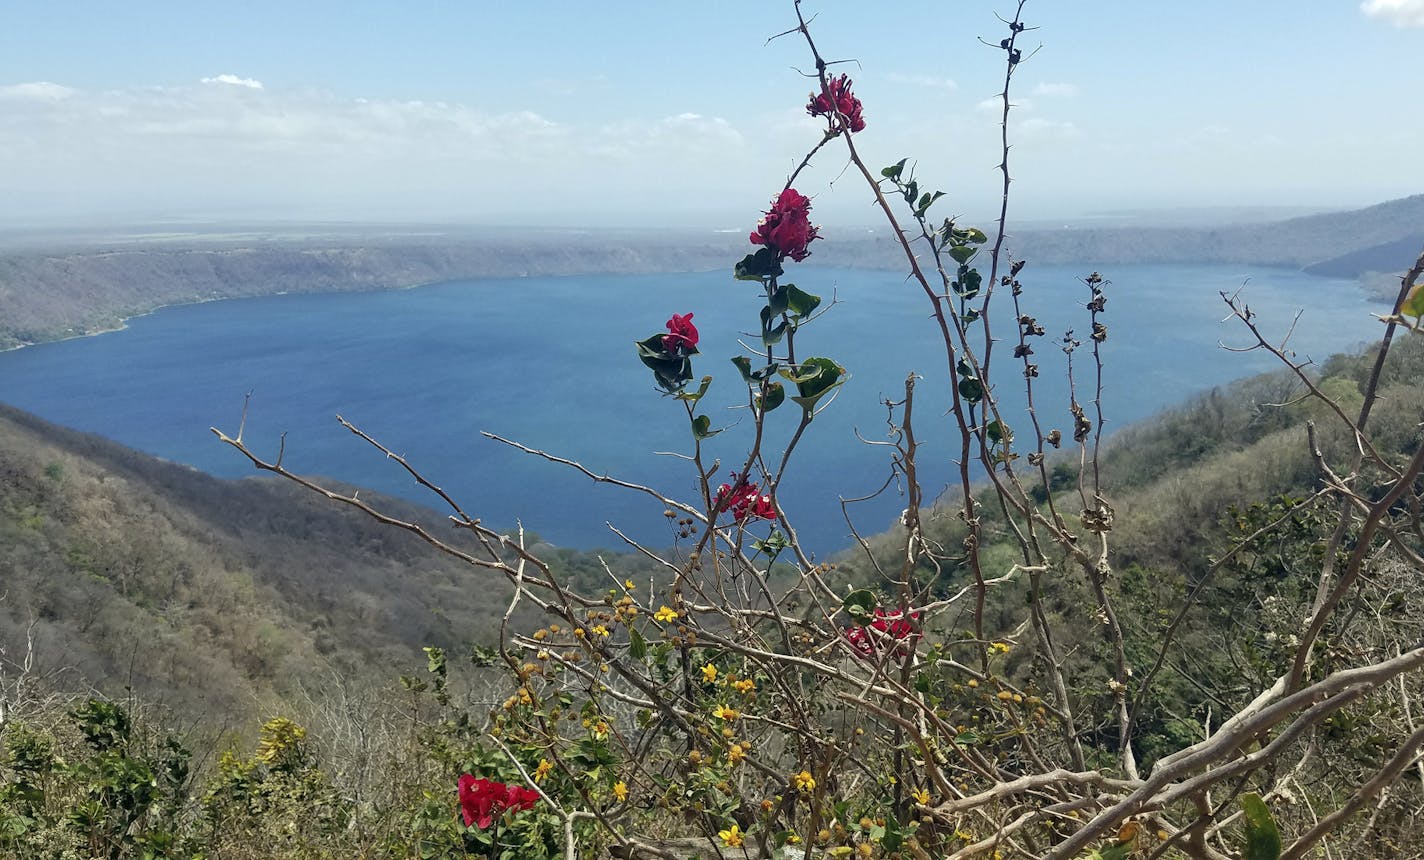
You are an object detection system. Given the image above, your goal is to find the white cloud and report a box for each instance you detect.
[0,81,78,101]
[1361,0,1424,25]
[1016,117,1079,140]
[885,72,958,91]
[976,96,1033,114]
[201,74,264,89]
[588,113,743,162]
[0,78,773,222]
[1032,82,1078,97]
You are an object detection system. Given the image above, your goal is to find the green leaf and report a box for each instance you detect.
[986,420,1012,444]
[958,377,984,404]
[915,190,945,217]
[949,244,976,264]
[783,356,846,414]
[785,283,822,317]
[735,247,783,281]
[760,305,790,346]
[952,267,981,300]
[731,355,754,383]
[966,227,988,244]
[767,285,790,317]
[675,375,713,403]
[628,628,647,661]
[758,381,785,413]
[1241,793,1282,860]
[961,308,981,323]
[691,414,721,439]
[637,333,693,391]
[470,644,498,667]
[1402,283,1424,318]
[842,589,877,622]
[881,158,908,180]
[752,528,789,555]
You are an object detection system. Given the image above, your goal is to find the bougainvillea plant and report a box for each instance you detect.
[806,73,866,133]
[457,775,540,830]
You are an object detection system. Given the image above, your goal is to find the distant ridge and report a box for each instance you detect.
[1,194,1420,350]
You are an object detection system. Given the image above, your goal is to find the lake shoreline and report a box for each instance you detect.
[0,263,1388,552]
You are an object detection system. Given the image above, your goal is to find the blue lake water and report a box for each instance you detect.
[0,264,1384,553]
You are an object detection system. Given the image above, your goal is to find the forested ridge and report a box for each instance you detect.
[1,193,1420,350]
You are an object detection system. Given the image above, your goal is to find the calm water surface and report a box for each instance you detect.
[0,265,1382,552]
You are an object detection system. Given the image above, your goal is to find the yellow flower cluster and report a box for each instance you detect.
[792,770,816,792]
[612,593,639,623]
[718,824,744,847]
[655,605,679,623]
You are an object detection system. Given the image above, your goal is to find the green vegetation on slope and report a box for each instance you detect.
[0,403,659,723]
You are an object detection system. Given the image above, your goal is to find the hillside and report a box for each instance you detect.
[0,402,638,721]
[1,193,1421,350]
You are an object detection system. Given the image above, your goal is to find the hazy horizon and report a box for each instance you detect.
[3,2,1422,230]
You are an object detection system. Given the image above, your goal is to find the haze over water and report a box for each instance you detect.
[0,264,1383,552]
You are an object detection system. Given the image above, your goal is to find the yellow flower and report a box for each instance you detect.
[655,605,679,623]
[713,704,740,721]
[718,824,744,848]
[613,780,628,802]
[911,787,930,805]
[592,625,610,638]
[733,677,756,694]
[624,578,635,589]
[727,745,746,766]
[534,758,553,783]
[701,664,718,683]
[991,641,1011,654]
[792,770,816,793]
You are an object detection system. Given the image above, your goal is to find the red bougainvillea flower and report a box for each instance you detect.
[714,474,778,523]
[750,188,820,263]
[457,775,540,829]
[807,74,866,133]
[662,312,699,354]
[844,608,921,659]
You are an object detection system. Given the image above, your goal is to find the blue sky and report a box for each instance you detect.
[2,1,1421,228]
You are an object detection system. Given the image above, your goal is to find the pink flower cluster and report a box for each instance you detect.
[715,474,777,523]
[844,608,921,658]
[662,312,699,354]
[750,188,819,263]
[807,74,866,133]
[457,775,540,829]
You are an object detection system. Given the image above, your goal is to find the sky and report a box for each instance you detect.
[1,1,1422,230]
